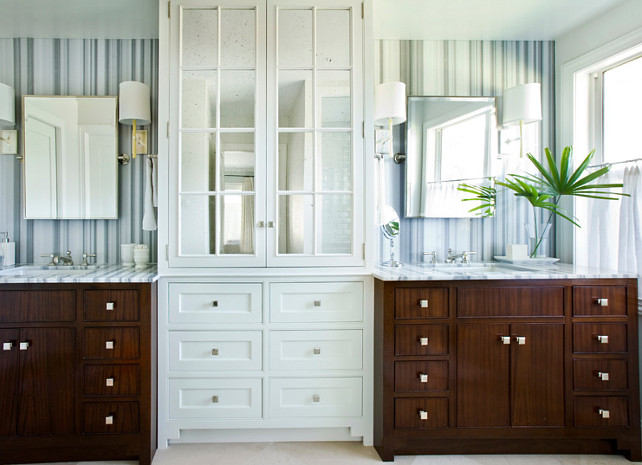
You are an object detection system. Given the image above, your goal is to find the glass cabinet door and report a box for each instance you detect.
[268,0,363,267]
[170,1,266,267]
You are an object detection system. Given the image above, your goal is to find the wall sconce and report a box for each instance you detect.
[374,81,406,162]
[0,82,18,155]
[118,81,151,162]
[502,82,542,157]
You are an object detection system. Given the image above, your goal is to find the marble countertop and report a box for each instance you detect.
[373,262,638,281]
[0,264,159,283]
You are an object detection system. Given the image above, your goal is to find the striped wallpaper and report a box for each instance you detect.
[0,38,158,265]
[375,40,556,264]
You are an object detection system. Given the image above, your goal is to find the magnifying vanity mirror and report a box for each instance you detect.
[22,95,118,219]
[405,96,498,218]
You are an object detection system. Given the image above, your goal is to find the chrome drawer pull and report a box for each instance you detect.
[596,335,609,344]
[313,300,321,307]
[105,301,115,311]
[212,348,219,356]
[419,299,429,308]
[106,377,114,387]
[312,394,320,403]
[105,415,114,425]
[597,298,609,307]
[212,395,219,403]
[2,342,12,351]
[105,340,114,350]
[313,347,321,355]
[419,337,428,346]
[419,373,428,383]
[598,409,610,419]
[19,341,29,351]
[515,336,526,345]
[419,410,428,420]
[500,336,511,345]
[212,300,218,307]
[597,371,610,381]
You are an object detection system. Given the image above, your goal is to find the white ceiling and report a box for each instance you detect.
[0,0,629,41]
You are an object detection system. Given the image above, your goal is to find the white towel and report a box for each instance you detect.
[142,157,157,231]
[151,156,158,207]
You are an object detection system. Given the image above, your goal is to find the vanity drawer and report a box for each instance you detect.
[573,286,627,317]
[84,290,139,321]
[83,327,140,359]
[395,287,448,319]
[574,397,629,427]
[169,331,262,371]
[269,377,362,418]
[0,290,75,322]
[270,330,362,371]
[457,286,564,317]
[395,361,449,393]
[83,364,140,396]
[82,402,140,434]
[395,398,449,428]
[270,282,363,323]
[169,283,262,323]
[573,359,628,390]
[169,378,262,419]
[573,323,628,353]
[395,325,449,356]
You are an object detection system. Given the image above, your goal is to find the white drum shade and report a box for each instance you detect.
[118,81,151,125]
[374,82,406,126]
[502,82,541,126]
[0,82,15,127]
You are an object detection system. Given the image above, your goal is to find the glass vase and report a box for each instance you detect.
[525,222,552,258]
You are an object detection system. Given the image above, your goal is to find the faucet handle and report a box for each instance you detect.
[423,251,438,264]
[64,250,74,266]
[461,251,477,263]
[41,254,55,266]
[81,253,96,267]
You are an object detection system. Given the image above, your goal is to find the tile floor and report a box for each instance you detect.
[13,442,642,465]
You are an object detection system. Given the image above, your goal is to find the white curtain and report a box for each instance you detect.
[420,180,478,218]
[617,166,642,282]
[240,177,254,254]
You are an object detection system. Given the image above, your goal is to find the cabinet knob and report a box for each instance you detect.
[19,341,29,351]
[313,300,321,307]
[596,335,609,344]
[418,337,428,346]
[105,301,115,311]
[499,336,511,345]
[106,377,115,387]
[312,394,320,403]
[105,415,114,425]
[597,371,610,381]
[212,395,219,403]
[2,342,13,351]
[597,298,609,307]
[257,221,265,228]
[418,299,429,308]
[419,373,428,383]
[212,348,219,356]
[515,336,526,345]
[267,221,275,228]
[313,347,321,355]
[598,409,610,419]
[105,340,115,350]
[419,410,428,420]
[212,300,219,307]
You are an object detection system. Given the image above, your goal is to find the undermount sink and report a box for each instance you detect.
[0,265,99,276]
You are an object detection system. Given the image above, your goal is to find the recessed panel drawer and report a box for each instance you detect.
[82,402,140,434]
[83,364,140,396]
[270,282,363,323]
[395,325,449,356]
[395,361,449,393]
[269,377,362,418]
[270,330,362,371]
[0,290,75,322]
[573,286,627,317]
[573,323,628,353]
[395,287,448,319]
[84,289,139,321]
[83,327,139,359]
[573,359,628,390]
[574,396,629,427]
[169,283,262,323]
[169,331,262,371]
[457,286,563,317]
[168,378,262,419]
[395,398,449,428]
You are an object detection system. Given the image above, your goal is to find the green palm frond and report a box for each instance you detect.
[458,181,496,217]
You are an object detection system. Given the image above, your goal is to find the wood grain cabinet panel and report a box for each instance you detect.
[395,361,448,393]
[394,398,448,428]
[83,327,140,359]
[395,288,448,319]
[83,364,140,396]
[574,397,629,427]
[82,402,140,434]
[457,286,564,317]
[0,328,19,437]
[0,290,75,322]
[395,325,448,356]
[573,286,627,316]
[573,359,628,390]
[573,323,628,353]
[84,290,139,321]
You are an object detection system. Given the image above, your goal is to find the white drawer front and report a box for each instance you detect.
[270,282,363,322]
[169,378,262,419]
[169,283,262,323]
[269,378,362,418]
[169,331,262,371]
[270,330,362,371]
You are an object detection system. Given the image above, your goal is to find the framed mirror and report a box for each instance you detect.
[22,96,118,219]
[405,96,498,218]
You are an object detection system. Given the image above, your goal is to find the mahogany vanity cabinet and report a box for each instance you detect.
[374,278,641,461]
[0,282,157,465]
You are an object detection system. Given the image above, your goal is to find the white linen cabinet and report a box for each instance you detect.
[157,0,372,447]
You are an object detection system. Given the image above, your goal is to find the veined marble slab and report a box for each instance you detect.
[0,264,158,283]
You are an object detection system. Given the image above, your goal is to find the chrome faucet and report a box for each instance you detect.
[42,251,74,266]
[423,251,438,264]
[446,248,476,264]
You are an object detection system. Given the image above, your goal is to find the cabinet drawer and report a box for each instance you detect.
[84,290,139,321]
[169,331,262,371]
[457,286,564,317]
[573,323,628,353]
[269,378,362,418]
[83,364,140,396]
[169,378,262,419]
[573,359,628,390]
[82,402,140,433]
[395,287,448,319]
[0,290,75,322]
[395,361,449,393]
[83,327,140,359]
[574,397,629,427]
[395,325,448,356]
[395,398,449,428]
[270,330,362,371]
[573,286,627,317]
[270,282,363,323]
[169,283,262,323]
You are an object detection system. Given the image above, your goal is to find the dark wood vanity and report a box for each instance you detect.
[0,282,157,465]
[374,277,641,461]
